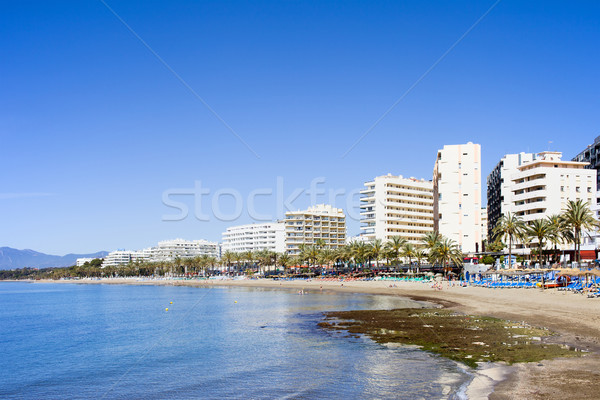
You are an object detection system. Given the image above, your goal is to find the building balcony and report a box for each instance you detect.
[513,189,546,203]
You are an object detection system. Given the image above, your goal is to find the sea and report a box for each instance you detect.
[0,282,473,399]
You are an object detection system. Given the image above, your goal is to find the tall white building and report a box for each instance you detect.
[152,239,221,260]
[433,142,482,254]
[222,222,285,253]
[285,204,346,255]
[360,173,434,244]
[480,208,488,243]
[487,152,536,239]
[511,151,596,222]
[510,151,596,256]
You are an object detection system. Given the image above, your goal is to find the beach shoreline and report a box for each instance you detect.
[24,277,600,398]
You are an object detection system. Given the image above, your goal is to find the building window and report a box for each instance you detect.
[560,186,564,192]
[576,187,581,193]
[588,187,592,193]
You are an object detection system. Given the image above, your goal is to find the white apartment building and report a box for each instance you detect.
[487,152,536,239]
[581,190,600,258]
[510,151,596,255]
[346,234,371,245]
[152,239,221,260]
[360,174,433,244]
[102,249,151,267]
[76,258,94,267]
[480,208,488,242]
[222,222,285,253]
[433,142,482,254]
[511,151,596,220]
[285,204,346,255]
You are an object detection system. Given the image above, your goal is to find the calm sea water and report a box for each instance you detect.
[0,282,471,399]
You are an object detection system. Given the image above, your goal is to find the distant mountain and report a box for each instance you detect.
[0,247,108,270]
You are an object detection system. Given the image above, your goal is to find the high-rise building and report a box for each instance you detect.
[284,204,346,255]
[433,142,482,254]
[360,173,433,244]
[511,151,596,223]
[480,208,488,244]
[487,152,536,239]
[222,222,285,253]
[510,151,596,256]
[572,135,600,188]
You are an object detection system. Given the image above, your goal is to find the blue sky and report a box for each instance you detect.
[1,0,599,255]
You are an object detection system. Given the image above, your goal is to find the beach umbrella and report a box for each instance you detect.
[589,269,600,286]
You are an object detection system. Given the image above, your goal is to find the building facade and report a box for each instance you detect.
[222,222,285,253]
[76,258,94,267]
[360,173,434,244]
[102,249,151,267]
[480,208,488,244]
[487,152,536,240]
[284,204,346,255]
[433,142,482,254]
[152,239,221,260]
[572,135,600,189]
[511,151,596,223]
[510,151,597,255]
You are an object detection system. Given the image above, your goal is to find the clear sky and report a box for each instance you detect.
[1,0,599,255]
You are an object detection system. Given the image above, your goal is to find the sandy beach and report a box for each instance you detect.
[36,277,600,398]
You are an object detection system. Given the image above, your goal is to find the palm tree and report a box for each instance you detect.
[561,199,598,264]
[278,253,292,275]
[414,247,427,273]
[368,239,384,269]
[493,212,526,269]
[546,214,567,264]
[198,255,211,276]
[222,250,234,275]
[233,252,243,275]
[421,231,442,265]
[256,250,276,275]
[334,246,351,273]
[421,231,442,249]
[384,236,407,272]
[242,251,254,274]
[173,256,182,277]
[298,244,319,271]
[349,241,368,271]
[401,242,416,272]
[431,237,463,277]
[524,219,551,266]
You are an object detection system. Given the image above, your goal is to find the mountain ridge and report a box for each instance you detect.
[0,247,108,270]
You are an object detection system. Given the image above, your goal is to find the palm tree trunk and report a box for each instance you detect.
[577,228,581,264]
[508,236,512,269]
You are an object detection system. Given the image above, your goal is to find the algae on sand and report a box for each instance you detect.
[319,309,578,368]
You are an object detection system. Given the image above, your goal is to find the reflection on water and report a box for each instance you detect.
[0,282,470,399]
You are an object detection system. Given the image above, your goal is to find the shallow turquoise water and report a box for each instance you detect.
[0,282,470,399]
